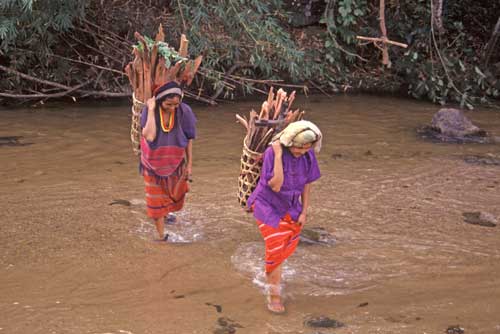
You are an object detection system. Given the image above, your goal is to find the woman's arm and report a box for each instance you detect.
[185,139,193,179]
[268,141,284,192]
[142,98,157,142]
[298,183,311,225]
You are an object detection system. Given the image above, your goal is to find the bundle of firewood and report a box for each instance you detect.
[124,25,202,155]
[236,87,304,153]
[236,87,304,207]
[125,24,202,102]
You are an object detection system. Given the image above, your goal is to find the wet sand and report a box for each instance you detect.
[1,96,500,334]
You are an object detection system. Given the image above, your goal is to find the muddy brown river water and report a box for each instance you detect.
[1,95,500,334]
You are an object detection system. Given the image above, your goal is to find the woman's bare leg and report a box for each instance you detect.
[154,217,165,239]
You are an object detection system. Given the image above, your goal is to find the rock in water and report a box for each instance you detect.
[431,108,483,137]
[446,325,465,334]
[304,316,345,328]
[417,108,490,143]
[463,154,500,166]
[300,227,336,246]
[462,211,497,227]
[109,199,132,206]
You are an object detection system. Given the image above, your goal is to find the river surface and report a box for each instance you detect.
[1,95,500,334]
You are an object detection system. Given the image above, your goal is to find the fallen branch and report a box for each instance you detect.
[0,64,69,90]
[0,80,92,99]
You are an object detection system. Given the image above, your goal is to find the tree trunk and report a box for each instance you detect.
[379,0,390,66]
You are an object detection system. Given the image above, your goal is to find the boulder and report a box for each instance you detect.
[417,108,489,143]
[431,108,485,138]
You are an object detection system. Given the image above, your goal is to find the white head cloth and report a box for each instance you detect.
[272,120,322,153]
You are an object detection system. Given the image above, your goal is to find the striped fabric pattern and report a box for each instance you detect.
[140,137,185,177]
[257,213,302,273]
[143,169,187,219]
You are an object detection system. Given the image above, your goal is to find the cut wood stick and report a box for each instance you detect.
[155,24,165,42]
[248,110,258,148]
[150,43,159,89]
[133,48,144,101]
[155,57,165,88]
[125,64,135,91]
[186,55,203,85]
[179,34,189,57]
[274,90,285,119]
[254,128,274,152]
[287,91,296,112]
[298,110,305,121]
[166,61,182,82]
[235,114,248,130]
[266,87,274,112]
[134,32,150,65]
[260,101,269,119]
[143,51,152,101]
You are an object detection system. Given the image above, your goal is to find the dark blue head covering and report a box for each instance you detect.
[154,81,183,104]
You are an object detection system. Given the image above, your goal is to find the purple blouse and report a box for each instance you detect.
[140,102,197,148]
[247,146,321,228]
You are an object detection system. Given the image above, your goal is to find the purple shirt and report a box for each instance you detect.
[247,146,321,228]
[140,102,197,148]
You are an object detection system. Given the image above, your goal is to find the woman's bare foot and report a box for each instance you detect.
[266,283,285,314]
[267,294,285,314]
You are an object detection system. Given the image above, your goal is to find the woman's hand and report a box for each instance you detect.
[185,165,193,182]
[271,140,282,156]
[146,97,156,111]
[297,212,307,225]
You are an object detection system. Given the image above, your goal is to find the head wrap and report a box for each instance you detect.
[154,81,183,104]
[272,120,322,153]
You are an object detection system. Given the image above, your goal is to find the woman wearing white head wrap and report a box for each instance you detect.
[246,120,322,314]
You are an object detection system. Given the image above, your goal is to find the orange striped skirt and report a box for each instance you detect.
[257,214,302,273]
[143,167,189,219]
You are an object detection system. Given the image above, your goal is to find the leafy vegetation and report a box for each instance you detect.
[0,0,498,108]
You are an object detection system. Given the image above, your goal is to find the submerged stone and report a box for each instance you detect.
[0,136,33,147]
[463,154,500,166]
[462,211,497,227]
[446,325,465,334]
[214,317,243,334]
[109,199,131,206]
[304,315,345,328]
[300,227,336,246]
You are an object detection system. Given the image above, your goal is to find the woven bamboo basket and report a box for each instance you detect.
[237,136,264,207]
[131,94,145,156]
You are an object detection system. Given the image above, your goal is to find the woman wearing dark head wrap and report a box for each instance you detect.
[247,120,322,313]
[140,81,197,241]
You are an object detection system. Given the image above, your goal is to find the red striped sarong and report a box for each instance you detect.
[257,214,302,273]
[143,165,189,219]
